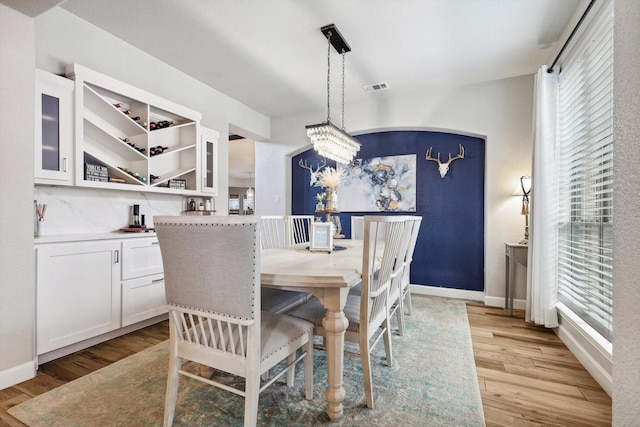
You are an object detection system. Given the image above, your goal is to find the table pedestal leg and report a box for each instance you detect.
[320,289,349,421]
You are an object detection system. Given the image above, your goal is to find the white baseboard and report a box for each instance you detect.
[410,284,485,302]
[0,359,37,390]
[484,295,526,310]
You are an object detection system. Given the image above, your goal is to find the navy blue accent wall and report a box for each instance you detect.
[292,130,485,292]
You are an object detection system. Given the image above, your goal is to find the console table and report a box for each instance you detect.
[505,243,528,316]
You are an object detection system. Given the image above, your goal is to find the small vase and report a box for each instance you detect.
[316,202,325,211]
[326,190,338,211]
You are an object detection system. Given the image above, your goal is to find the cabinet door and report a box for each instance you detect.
[121,237,163,280]
[121,274,167,327]
[36,241,121,355]
[34,69,74,184]
[201,127,219,195]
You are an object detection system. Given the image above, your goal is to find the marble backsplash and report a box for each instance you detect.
[33,186,189,236]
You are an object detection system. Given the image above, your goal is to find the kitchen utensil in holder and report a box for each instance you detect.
[34,201,47,237]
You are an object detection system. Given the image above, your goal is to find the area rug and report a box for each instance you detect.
[9,296,485,426]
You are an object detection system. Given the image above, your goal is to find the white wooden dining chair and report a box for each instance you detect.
[154,216,314,427]
[259,215,288,249]
[288,215,314,245]
[259,216,310,314]
[350,215,364,240]
[389,216,422,335]
[400,216,422,317]
[291,215,406,409]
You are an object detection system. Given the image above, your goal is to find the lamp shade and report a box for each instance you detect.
[512,176,532,196]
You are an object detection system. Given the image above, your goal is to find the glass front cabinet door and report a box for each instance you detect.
[201,126,219,195]
[35,69,74,185]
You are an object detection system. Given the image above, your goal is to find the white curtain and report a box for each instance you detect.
[526,66,559,328]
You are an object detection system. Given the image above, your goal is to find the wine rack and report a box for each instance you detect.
[66,63,202,194]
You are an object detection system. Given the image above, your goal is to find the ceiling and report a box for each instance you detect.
[16,0,582,119]
[3,0,583,180]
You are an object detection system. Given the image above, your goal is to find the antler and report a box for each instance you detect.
[298,159,314,172]
[425,144,464,178]
[298,158,327,186]
[425,147,441,164]
[298,157,326,171]
[446,144,464,163]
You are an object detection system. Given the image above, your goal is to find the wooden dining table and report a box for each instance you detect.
[260,240,363,421]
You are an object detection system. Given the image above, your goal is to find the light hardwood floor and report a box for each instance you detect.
[468,302,612,426]
[1,303,612,426]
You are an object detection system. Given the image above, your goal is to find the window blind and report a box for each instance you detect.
[556,13,614,341]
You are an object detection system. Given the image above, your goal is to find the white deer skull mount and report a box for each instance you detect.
[425,144,465,178]
[298,158,327,186]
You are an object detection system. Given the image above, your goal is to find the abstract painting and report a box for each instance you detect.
[338,154,416,212]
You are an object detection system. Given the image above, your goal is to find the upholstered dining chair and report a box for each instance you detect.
[290,215,406,409]
[154,216,314,427]
[389,216,422,336]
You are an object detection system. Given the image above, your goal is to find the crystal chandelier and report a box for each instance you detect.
[306,24,360,164]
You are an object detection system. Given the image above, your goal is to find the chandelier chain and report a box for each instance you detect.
[326,31,332,123]
[341,51,346,131]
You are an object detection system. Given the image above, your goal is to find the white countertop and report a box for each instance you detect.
[35,230,157,244]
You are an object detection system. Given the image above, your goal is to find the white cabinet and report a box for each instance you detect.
[34,69,74,185]
[201,126,220,195]
[36,236,169,356]
[36,241,120,355]
[121,237,167,326]
[66,63,202,194]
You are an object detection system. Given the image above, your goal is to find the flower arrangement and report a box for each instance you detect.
[317,167,346,190]
[315,192,326,203]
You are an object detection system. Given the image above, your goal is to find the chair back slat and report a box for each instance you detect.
[217,319,227,352]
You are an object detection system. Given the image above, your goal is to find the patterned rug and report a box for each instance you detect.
[9,296,485,426]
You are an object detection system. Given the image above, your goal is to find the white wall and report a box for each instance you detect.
[260,75,534,302]
[0,4,36,388]
[0,5,272,389]
[612,0,640,423]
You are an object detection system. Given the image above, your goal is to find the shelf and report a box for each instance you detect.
[83,84,147,137]
[149,123,197,151]
[149,106,194,128]
[68,63,206,195]
[84,152,146,186]
[84,119,147,162]
[150,166,196,187]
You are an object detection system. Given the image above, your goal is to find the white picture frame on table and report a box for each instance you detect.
[309,222,334,252]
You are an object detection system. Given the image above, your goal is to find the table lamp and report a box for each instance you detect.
[512,176,531,244]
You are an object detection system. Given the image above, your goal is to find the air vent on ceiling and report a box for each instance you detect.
[364,82,389,93]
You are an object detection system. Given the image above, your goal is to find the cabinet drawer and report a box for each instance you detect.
[122,274,167,327]
[121,237,163,280]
